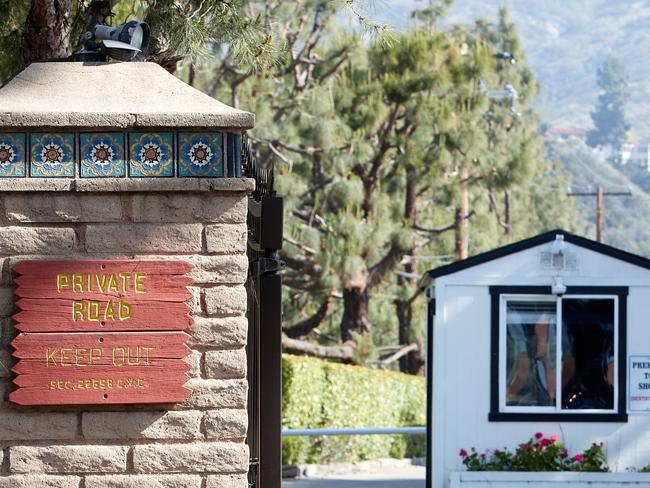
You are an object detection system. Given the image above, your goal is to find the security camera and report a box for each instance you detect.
[495,52,516,64]
[75,20,150,62]
[552,277,567,296]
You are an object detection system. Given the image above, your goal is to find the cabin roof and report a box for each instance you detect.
[421,229,650,288]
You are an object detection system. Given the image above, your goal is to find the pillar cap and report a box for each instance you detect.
[0,62,255,129]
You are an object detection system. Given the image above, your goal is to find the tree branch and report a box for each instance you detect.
[284,236,317,255]
[367,242,403,288]
[413,210,476,235]
[282,335,355,361]
[283,295,332,339]
[281,253,322,276]
[379,343,419,365]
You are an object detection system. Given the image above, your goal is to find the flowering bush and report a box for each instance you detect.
[459,432,608,472]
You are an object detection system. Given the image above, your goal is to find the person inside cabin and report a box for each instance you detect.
[506,303,557,407]
[506,299,614,410]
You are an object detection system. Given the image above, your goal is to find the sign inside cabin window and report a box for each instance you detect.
[10,260,194,405]
[490,286,627,422]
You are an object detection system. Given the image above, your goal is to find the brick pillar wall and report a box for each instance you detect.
[0,178,253,488]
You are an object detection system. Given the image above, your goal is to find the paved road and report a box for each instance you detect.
[284,465,425,488]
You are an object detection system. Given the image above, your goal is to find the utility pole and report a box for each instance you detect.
[567,186,632,242]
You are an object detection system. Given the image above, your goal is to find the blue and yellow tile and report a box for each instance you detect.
[0,133,26,177]
[129,132,174,177]
[80,132,126,178]
[178,132,224,177]
[30,132,75,177]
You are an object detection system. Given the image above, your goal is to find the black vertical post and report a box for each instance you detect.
[425,291,434,488]
[244,133,283,488]
[258,270,282,486]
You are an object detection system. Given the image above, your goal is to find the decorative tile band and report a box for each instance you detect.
[129,132,174,177]
[30,132,75,177]
[178,132,224,177]
[80,132,126,178]
[0,130,239,178]
[0,133,26,177]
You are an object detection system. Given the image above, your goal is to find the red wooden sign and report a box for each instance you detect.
[10,260,194,405]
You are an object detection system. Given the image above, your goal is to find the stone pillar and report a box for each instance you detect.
[0,177,253,488]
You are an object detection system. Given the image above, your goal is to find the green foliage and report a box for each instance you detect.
[587,56,630,150]
[282,355,426,464]
[0,0,30,83]
[460,432,608,472]
[218,5,576,364]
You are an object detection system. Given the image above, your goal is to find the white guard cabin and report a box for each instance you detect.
[422,229,650,488]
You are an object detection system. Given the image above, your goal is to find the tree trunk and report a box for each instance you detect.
[395,172,425,374]
[22,0,73,65]
[504,190,512,236]
[455,167,469,260]
[340,287,371,342]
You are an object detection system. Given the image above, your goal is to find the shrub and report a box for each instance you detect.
[460,432,608,472]
[282,354,426,464]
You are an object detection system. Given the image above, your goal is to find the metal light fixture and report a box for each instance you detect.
[76,20,150,62]
[552,276,567,296]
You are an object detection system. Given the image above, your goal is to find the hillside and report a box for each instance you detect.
[548,138,650,256]
[376,0,650,141]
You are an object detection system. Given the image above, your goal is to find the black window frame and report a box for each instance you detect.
[489,285,628,422]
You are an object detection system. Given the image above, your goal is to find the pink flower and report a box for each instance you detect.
[535,432,543,439]
[549,434,558,442]
[522,444,531,452]
[574,454,584,462]
[471,447,476,452]
[459,449,468,458]
[561,448,568,458]
[540,438,551,447]
[480,453,486,460]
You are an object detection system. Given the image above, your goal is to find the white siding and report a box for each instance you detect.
[430,239,650,487]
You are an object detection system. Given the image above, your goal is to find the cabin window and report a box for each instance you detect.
[489,286,627,422]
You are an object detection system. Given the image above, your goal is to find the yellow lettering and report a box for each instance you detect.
[108,274,119,293]
[88,300,100,321]
[119,272,132,292]
[141,346,153,365]
[60,348,72,366]
[134,273,147,293]
[72,300,85,321]
[127,347,141,366]
[119,300,132,320]
[97,274,108,293]
[57,274,70,292]
[75,348,87,366]
[72,273,83,292]
[90,348,102,365]
[46,348,58,366]
[113,347,125,366]
[105,300,117,320]
[86,273,93,292]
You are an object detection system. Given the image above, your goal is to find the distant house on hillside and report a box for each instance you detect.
[546,126,588,140]
[595,143,650,170]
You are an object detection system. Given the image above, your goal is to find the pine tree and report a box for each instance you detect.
[587,56,630,151]
[208,5,576,372]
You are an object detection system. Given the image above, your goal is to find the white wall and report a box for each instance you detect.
[430,240,650,488]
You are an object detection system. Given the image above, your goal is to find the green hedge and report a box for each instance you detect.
[282,354,426,464]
